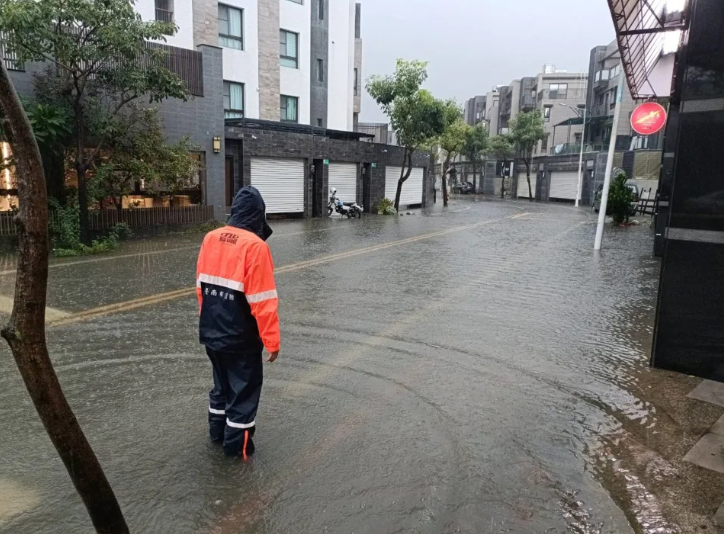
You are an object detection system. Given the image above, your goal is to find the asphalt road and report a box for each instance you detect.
[0,198,666,533]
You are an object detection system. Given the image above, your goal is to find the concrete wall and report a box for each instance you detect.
[225,124,431,217]
[310,0,330,127]
[280,0,311,124]
[220,0,260,119]
[136,0,195,49]
[327,0,355,130]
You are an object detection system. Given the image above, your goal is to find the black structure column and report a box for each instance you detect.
[651,0,724,379]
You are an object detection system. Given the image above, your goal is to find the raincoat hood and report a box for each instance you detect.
[227,186,273,241]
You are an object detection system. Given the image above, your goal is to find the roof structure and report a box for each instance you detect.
[606,0,689,99]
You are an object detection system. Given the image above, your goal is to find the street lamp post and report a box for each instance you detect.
[559,103,588,208]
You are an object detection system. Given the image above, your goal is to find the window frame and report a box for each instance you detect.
[543,105,552,122]
[218,4,244,50]
[318,0,324,19]
[286,0,303,4]
[279,29,299,69]
[223,81,245,119]
[280,95,299,123]
[317,58,324,82]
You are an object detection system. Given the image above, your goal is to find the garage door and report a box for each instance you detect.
[517,172,536,199]
[329,163,358,204]
[250,158,305,214]
[386,167,423,207]
[549,171,580,200]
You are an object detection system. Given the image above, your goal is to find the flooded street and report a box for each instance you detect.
[0,199,684,533]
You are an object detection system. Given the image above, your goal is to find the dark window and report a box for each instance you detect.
[223,81,244,118]
[280,30,298,68]
[281,95,299,123]
[0,33,24,71]
[317,58,324,82]
[541,134,549,151]
[354,68,358,96]
[317,118,323,127]
[543,105,552,121]
[319,0,324,19]
[155,0,173,22]
[219,4,243,50]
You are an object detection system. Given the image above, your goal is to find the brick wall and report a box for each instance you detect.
[193,0,219,47]
[258,0,281,121]
[225,125,431,216]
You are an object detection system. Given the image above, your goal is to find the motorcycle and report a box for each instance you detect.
[328,190,363,219]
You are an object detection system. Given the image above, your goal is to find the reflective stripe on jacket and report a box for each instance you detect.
[196,226,280,354]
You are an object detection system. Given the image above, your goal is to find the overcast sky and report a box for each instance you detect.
[358,0,615,122]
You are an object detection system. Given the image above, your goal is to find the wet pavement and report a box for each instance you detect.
[0,198,682,533]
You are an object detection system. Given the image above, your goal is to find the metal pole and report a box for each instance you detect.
[594,78,624,251]
[574,104,586,207]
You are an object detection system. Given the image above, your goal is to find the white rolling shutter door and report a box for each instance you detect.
[386,167,423,207]
[329,163,358,203]
[549,171,580,200]
[517,172,536,198]
[250,158,305,214]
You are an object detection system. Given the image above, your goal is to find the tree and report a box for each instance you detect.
[1,0,189,243]
[436,103,468,206]
[367,60,450,212]
[0,62,128,533]
[1,100,72,202]
[608,171,635,224]
[89,107,200,210]
[461,123,488,194]
[488,134,515,199]
[509,111,547,201]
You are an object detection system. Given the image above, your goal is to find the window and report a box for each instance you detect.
[558,83,568,96]
[219,5,243,50]
[280,30,299,68]
[0,35,24,71]
[610,65,621,78]
[155,0,173,22]
[317,118,323,127]
[280,95,299,123]
[354,68,358,96]
[317,58,324,82]
[223,81,244,118]
[543,105,552,121]
[287,0,303,3]
[531,89,536,98]
[541,134,549,151]
[574,133,582,145]
[319,0,324,19]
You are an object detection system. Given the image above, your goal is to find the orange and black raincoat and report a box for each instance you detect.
[196,187,280,355]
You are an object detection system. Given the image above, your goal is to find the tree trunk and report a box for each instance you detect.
[526,161,533,201]
[77,164,91,245]
[394,148,413,213]
[472,161,477,193]
[501,160,506,199]
[442,156,451,207]
[0,63,129,534]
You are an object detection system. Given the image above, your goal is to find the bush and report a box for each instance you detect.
[608,171,634,225]
[50,199,133,256]
[376,198,397,216]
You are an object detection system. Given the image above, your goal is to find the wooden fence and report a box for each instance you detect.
[0,205,216,236]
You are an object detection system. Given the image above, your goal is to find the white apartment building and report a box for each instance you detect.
[135,0,362,130]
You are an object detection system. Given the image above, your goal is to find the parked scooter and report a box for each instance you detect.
[328,188,363,218]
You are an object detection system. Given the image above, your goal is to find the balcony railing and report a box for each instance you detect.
[538,89,587,101]
[155,8,174,22]
[146,42,204,97]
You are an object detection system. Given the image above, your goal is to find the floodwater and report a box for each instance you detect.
[0,199,669,533]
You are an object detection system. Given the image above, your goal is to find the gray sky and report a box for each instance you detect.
[359,0,615,122]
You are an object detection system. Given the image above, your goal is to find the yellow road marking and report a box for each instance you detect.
[47,216,516,327]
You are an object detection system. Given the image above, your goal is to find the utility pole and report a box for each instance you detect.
[594,78,624,251]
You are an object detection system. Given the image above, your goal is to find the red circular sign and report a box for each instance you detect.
[630,102,667,136]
